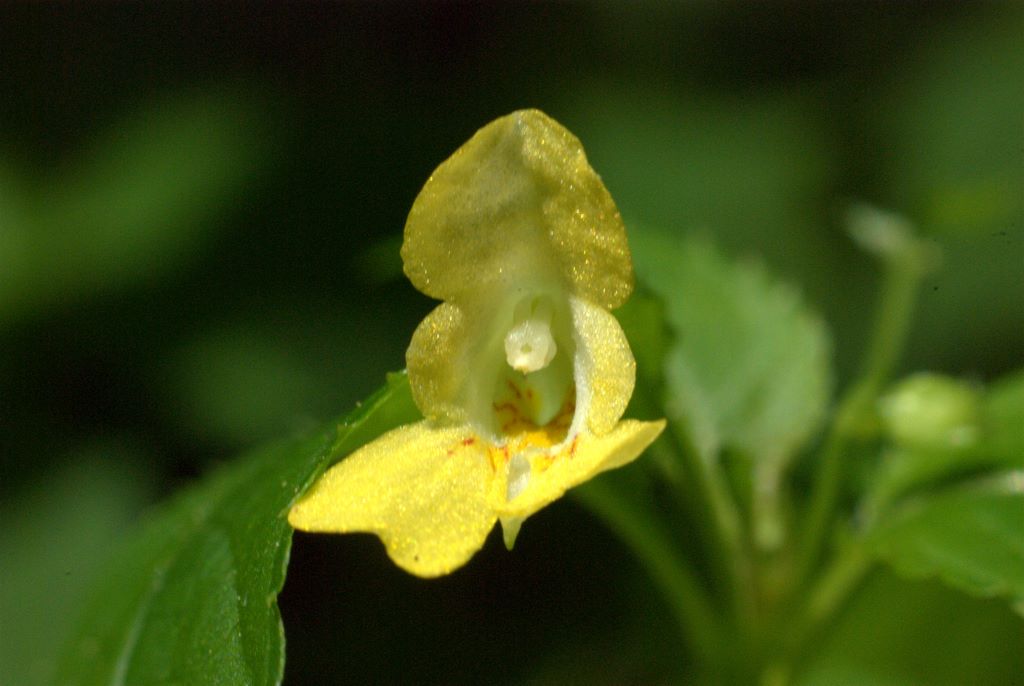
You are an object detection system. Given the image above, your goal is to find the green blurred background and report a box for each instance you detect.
[1,3,1021,684]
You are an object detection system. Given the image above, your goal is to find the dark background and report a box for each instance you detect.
[2,3,1021,684]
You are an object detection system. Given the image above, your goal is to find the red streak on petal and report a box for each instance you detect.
[506,380,523,399]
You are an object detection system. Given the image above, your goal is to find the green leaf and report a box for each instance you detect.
[986,368,1024,463]
[630,230,831,471]
[867,472,1024,607]
[630,232,831,549]
[55,372,419,686]
[862,368,1024,526]
[798,571,1024,686]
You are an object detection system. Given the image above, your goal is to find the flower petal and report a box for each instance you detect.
[405,302,473,424]
[288,421,497,577]
[571,296,636,435]
[405,299,512,426]
[402,109,634,309]
[494,419,666,519]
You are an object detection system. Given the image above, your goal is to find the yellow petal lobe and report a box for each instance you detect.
[493,419,666,519]
[288,421,497,577]
[405,301,472,424]
[571,296,636,435]
[402,109,634,309]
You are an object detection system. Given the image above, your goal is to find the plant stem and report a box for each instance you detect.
[632,374,754,629]
[795,246,927,586]
[574,477,726,664]
[799,540,872,642]
[768,539,873,683]
[667,421,756,631]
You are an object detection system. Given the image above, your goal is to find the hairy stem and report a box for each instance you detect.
[800,540,873,642]
[767,539,873,684]
[795,238,929,586]
[667,420,756,632]
[631,371,754,632]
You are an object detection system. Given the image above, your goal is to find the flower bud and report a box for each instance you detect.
[879,373,981,450]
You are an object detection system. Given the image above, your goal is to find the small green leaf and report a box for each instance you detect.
[630,231,831,549]
[986,368,1024,463]
[55,373,419,686]
[867,472,1024,607]
[868,372,1024,610]
[630,230,831,471]
[862,368,1024,525]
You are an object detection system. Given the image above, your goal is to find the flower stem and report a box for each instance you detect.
[768,539,874,683]
[800,540,872,642]
[631,371,754,628]
[667,421,756,632]
[795,211,932,586]
[574,476,726,663]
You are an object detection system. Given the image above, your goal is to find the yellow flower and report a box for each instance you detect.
[288,110,665,577]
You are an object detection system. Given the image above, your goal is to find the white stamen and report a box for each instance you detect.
[506,453,531,501]
[505,317,557,373]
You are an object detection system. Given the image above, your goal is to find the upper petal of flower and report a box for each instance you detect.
[401,109,634,309]
[288,421,497,577]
